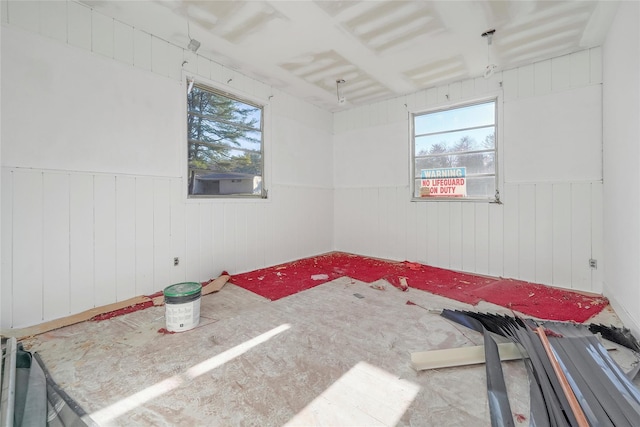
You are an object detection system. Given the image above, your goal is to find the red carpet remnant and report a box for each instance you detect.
[230,252,608,323]
[91,301,154,321]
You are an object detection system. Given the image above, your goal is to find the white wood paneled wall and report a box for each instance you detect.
[1,169,332,328]
[334,182,602,292]
[1,1,334,329]
[334,48,603,294]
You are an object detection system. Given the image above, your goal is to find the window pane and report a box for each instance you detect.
[466,176,495,198]
[187,83,263,197]
[415,128,494,154]
[454,152,495,175]
[412,99,497,200]
[414,101,494,135]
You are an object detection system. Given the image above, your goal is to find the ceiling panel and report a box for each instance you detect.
[80,0,619,112]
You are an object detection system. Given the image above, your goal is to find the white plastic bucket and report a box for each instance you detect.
[163,282,202,332]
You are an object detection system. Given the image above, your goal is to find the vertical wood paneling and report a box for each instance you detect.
[210,61,224,85]
[590,47,603,84]
[425,202,439,266]
[246,201,265,272]
[551,55,572,92]
[571,183,592,291]
[67,1,91,50]
[169,178,186,284]
[185,203,201,279]
[167,43,183,81]
[552,184,572,288]
[133,29,152,71]
[1,170,14,327]
[7,0,38,31]
[449,202,462,270]
[43,173,70,320]
[135,178,154,295]
[461,203,475,272]
[91,11,113,58]
[534,183,553,285]
[503,184,519,279]
[39,0,67,42]
[361,188,379,258]
[12,171,43,327]
[182,50,197,74]
[415,202,428,264]
[198,202,214,280]
[197,55,211,80]
[233,203,249,278]
[151,36,172,78]
[570,50,590,87]
[94,175,117,307]
[378,187,396,260]
[114,20,134,65]
[405,199,417,263]
[460,79,475,99]
[474,203,489,276]
[353,189,369,257]
[69,174,94,312]
[503,184,520,277]
[437,203,450,268]
[473,76,488,96]
[488,203,503,278]
[534,60,552,96]
[517,64,535,99]
[211,203,226,274]
[262,195,278,268]
[300,192,317,258]
[333,189,351,253]
[223,203,238,272]
[153,179,172,290]
[518,184,536,282]
[591,183,604,293]
[390,187,406,260]
[502,69,518,101]
[116,176,136,300]
[448,82,462,102]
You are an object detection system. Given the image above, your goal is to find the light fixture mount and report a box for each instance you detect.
[481,29,496,42]
[481,29,497,78]
[336,79,346,104]
[187,38,201,52]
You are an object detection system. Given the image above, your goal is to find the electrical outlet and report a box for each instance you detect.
[174,257,179,266]
[589,259,597,269]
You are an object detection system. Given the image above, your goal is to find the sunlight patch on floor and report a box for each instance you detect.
[89,323,291,424]
[284,361,421,426]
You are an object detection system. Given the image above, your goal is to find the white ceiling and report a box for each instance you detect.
[80,1,619,112]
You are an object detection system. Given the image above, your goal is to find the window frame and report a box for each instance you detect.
[410,96,500,203]
[185,77,268,200]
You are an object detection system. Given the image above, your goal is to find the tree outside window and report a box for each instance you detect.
[187,83,264,197]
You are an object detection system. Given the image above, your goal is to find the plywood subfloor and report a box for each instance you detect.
[22,278,632,426]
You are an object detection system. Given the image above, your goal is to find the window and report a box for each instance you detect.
[187,81,264,198]
[412,100,497,201]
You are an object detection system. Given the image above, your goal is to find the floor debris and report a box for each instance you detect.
[441,309,640,426]
[230,252,608,322]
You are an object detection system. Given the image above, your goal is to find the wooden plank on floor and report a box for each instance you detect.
[411,342,524,371]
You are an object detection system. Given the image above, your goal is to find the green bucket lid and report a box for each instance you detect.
[164,282,202,297]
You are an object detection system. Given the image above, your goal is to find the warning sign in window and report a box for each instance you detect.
[420,167,467,197]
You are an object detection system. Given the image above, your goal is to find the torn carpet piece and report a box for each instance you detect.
[230,252,608,322]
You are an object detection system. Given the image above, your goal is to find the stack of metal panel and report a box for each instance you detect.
[442,310,640,427]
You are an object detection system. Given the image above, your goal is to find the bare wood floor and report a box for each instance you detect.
[23,278,630,426]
